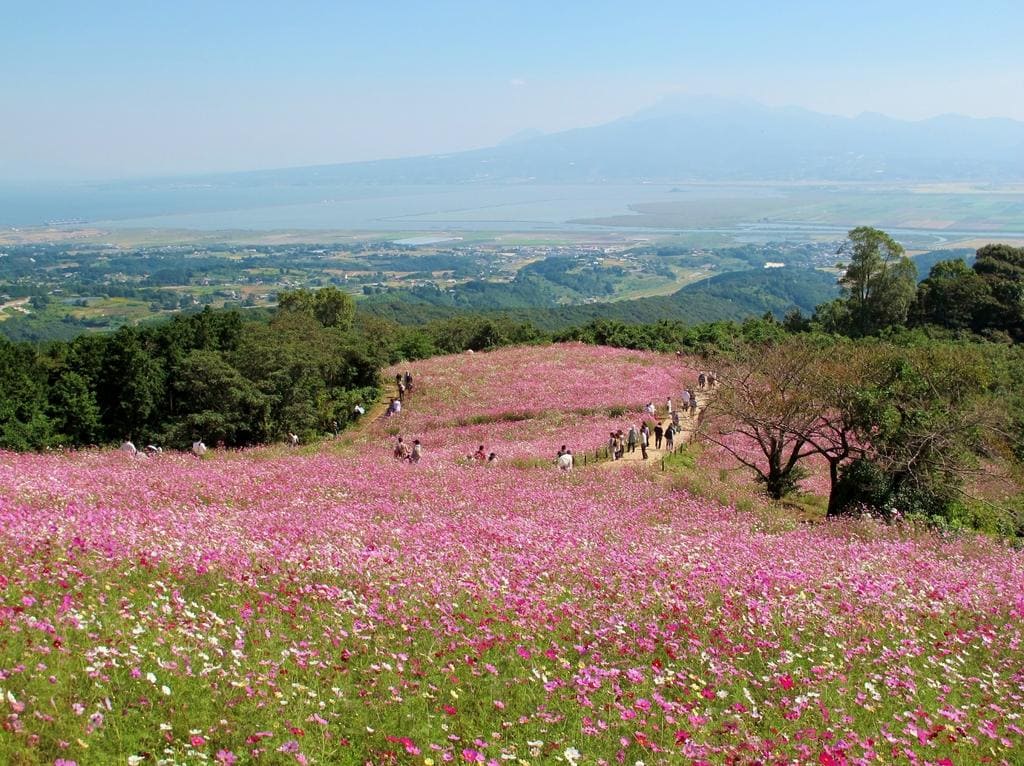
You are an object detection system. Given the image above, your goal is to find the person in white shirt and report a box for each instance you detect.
[191,440,207,456]
[557,450,574,472]
[120,439,137,456]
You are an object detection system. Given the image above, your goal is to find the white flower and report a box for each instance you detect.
[564,746,581,765]
[128,756,144,766]
[161,685,171,696]
[146,672,157,684]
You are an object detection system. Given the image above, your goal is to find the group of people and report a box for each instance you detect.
[605,419,681,461]
[697,371,717,389]
[120,438,206,458]
[393,436,423,463]
[471,444,499,464]
[386,371,415,417]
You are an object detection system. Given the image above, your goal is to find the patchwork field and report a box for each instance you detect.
[1,344,1022,765]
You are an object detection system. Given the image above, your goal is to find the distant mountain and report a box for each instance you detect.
[229,95,1024,184]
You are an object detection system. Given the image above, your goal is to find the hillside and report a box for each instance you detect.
[1,343,1022,764]
[362,266,839,329]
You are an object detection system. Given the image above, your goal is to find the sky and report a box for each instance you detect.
[2,0,1022,180]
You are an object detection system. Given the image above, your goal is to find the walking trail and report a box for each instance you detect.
[604,387,716,467]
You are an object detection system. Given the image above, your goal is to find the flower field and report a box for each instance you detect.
[1,344,1023,765]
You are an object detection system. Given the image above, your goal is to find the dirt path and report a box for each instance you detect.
[601,388,716,467]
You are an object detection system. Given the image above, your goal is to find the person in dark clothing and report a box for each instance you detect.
[654,423,664,449]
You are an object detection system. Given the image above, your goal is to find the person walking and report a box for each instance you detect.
[666,397,673,415]
[627,425,638,453]
[689,391,698,415]
[654,423,664,449]
[640,424,649,460]
[665,423,675,451]
[558,449,574,472]
[410,439,422,463]
[698,372,707,390]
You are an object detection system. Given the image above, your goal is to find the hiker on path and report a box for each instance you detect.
[689,390,698,415]
[645,401,656,416]
[698,372,707,389]
[666,397,673,415]
[654,423,664,449]
[665,423,675,451]
[671,410,680,428]
[487,452,498,464]
[640,424,649,460]
[410,439,422,463]
[404,371,414,393]
[627,425,638,454]
[681,389,691,410]
[708,371,717,389]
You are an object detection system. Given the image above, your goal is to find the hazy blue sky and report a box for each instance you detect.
[3,1,1022,180]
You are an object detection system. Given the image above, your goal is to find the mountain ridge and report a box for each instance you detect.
[215,95,1024,185]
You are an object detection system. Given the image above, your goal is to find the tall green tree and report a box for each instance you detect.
[0,338,52,449]
[828,227,918,336]
[48,371,101,445]
[972,243,1024,341]
[277,287,356,329]
[168,350,271,446]
[910,258,991,333]
[96,327,166,442]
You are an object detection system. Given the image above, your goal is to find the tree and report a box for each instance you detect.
[825,342,1008,520]
[277,287,356,330]
[0,338,53,450]
[168,350,271,446]
[48,371,101,445]
[700,340,823,499]
[832,227,917,336]
[910,258,991,333]
[972,244,1024,341]
[95,327,166,442]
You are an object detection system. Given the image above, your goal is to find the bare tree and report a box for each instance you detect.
[700,341,823,499]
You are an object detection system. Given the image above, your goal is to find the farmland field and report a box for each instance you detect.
[1,344,1022,765]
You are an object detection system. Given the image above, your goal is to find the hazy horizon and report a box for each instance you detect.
[3,1,1023,182]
